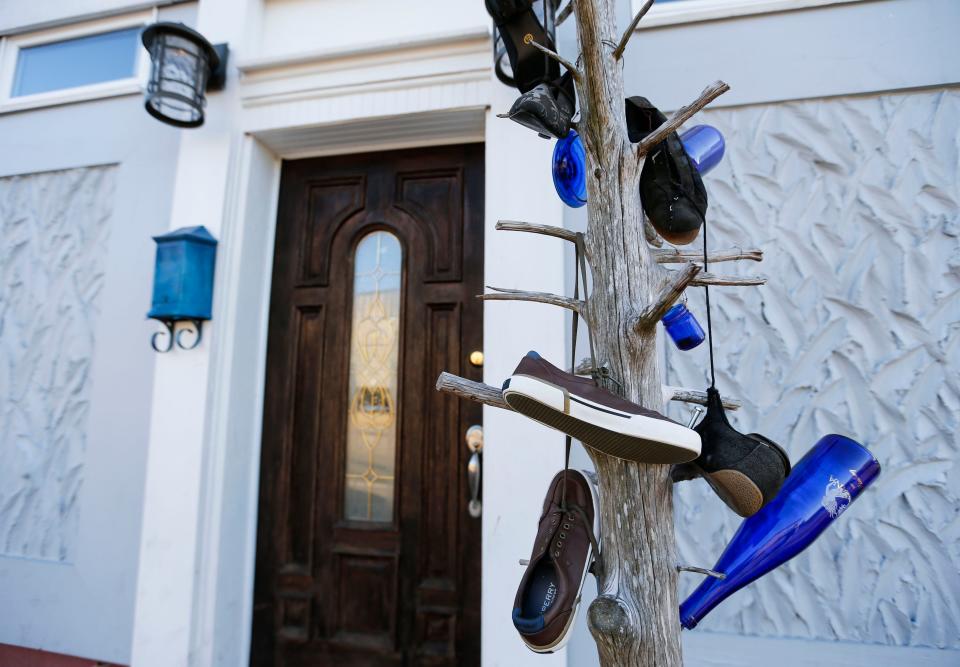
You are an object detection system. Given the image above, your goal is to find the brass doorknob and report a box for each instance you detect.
[469,350,484,367]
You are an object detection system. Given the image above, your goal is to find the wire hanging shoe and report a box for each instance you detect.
[672,387,791,517]
[503,351,701,464]
[626,96,708,246]
[499,71,577,139]
[512,468,600,653]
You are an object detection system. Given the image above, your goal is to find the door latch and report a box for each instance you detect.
[466,425,483,518]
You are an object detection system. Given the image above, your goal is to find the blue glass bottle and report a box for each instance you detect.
[555,125,725,206]
[661,303,705,350]
[679,434,881,629]
[679,125,725,175]
[552,129,587,208]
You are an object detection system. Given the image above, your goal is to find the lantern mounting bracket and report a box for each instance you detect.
[208,44,229,92]
[150,318,205,353]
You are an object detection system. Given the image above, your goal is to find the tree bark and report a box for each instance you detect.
[570,1,685,664]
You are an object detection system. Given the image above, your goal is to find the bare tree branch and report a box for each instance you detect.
[436,372,509,410]
[644,217,665,247]
[677,564,726,580]
[654,247,763,264]
[496,220,578,244]
[435,373,742,421]
[664,385,742,410]
[691,272,767,287]
[527,38,581,79]
[634,263,701,330]
[556,1,574,25]
[480,286,586,315]
[636,81,730,157]
[613,0,654,60]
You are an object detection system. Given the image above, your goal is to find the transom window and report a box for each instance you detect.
[11,27,141,98]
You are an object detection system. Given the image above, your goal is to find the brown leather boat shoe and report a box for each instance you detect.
[512,469,600,653]
[502,351,701,464]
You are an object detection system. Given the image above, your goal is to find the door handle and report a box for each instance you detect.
[466,425,482,518]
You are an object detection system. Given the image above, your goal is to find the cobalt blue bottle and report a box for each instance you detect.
[679,125,725,175]
[661,302,706,350]
[552,129,587,208]
[679,434,881,629]
[555,125,726,206]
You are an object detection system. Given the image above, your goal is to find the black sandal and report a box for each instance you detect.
[486,0,560,93]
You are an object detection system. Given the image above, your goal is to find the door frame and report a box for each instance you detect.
[190,119,488,667]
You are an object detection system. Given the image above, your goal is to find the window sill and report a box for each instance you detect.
[0,79,142,115]
[633,0,873,29]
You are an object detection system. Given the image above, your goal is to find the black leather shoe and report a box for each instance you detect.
[673,387,791,517]
[499,71,576,139]
[626,96,708,246]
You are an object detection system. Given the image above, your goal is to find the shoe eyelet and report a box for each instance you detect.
[563,523,570,529]
[560,532,566,539]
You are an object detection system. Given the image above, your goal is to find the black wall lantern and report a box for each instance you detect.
[148,226,218,352]
[141,22,228,128]
[493,0,558,88]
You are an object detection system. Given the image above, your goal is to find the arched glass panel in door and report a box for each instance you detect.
[343,231,402,522]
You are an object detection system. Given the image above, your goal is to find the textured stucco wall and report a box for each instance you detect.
[0,166,115,563]
[669,88,960,649]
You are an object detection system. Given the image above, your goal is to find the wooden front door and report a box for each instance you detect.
[251,145,484,666]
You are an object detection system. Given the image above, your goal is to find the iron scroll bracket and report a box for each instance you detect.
[151,319,205,353]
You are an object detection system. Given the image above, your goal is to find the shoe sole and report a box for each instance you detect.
[657,226,701,246]
[705,469,764,517]
[521,470,602,654]
[504,375,700,464]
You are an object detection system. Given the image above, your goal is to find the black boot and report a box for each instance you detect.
[673,387,791,517]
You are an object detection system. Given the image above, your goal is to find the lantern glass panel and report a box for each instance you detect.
[145,32,210,126]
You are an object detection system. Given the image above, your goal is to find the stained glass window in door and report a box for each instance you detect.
[343,231,402,522]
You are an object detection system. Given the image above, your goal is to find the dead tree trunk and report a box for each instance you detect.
[437,1,761,664]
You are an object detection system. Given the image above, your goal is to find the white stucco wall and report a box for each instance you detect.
[670,87,960,652]
[0,3,193,663]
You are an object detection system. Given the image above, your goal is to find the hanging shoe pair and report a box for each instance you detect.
[503,351,701,464]
[513,468,600,652]
[626,96,709,246]
[487,0,577,139]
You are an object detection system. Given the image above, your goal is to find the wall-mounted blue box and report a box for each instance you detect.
[148,225,218,322]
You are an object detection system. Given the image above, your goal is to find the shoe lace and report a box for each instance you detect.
[556,233,606,577]
[549,500,603,576]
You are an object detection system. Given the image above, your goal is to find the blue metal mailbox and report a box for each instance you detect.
[148,225,217,351]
